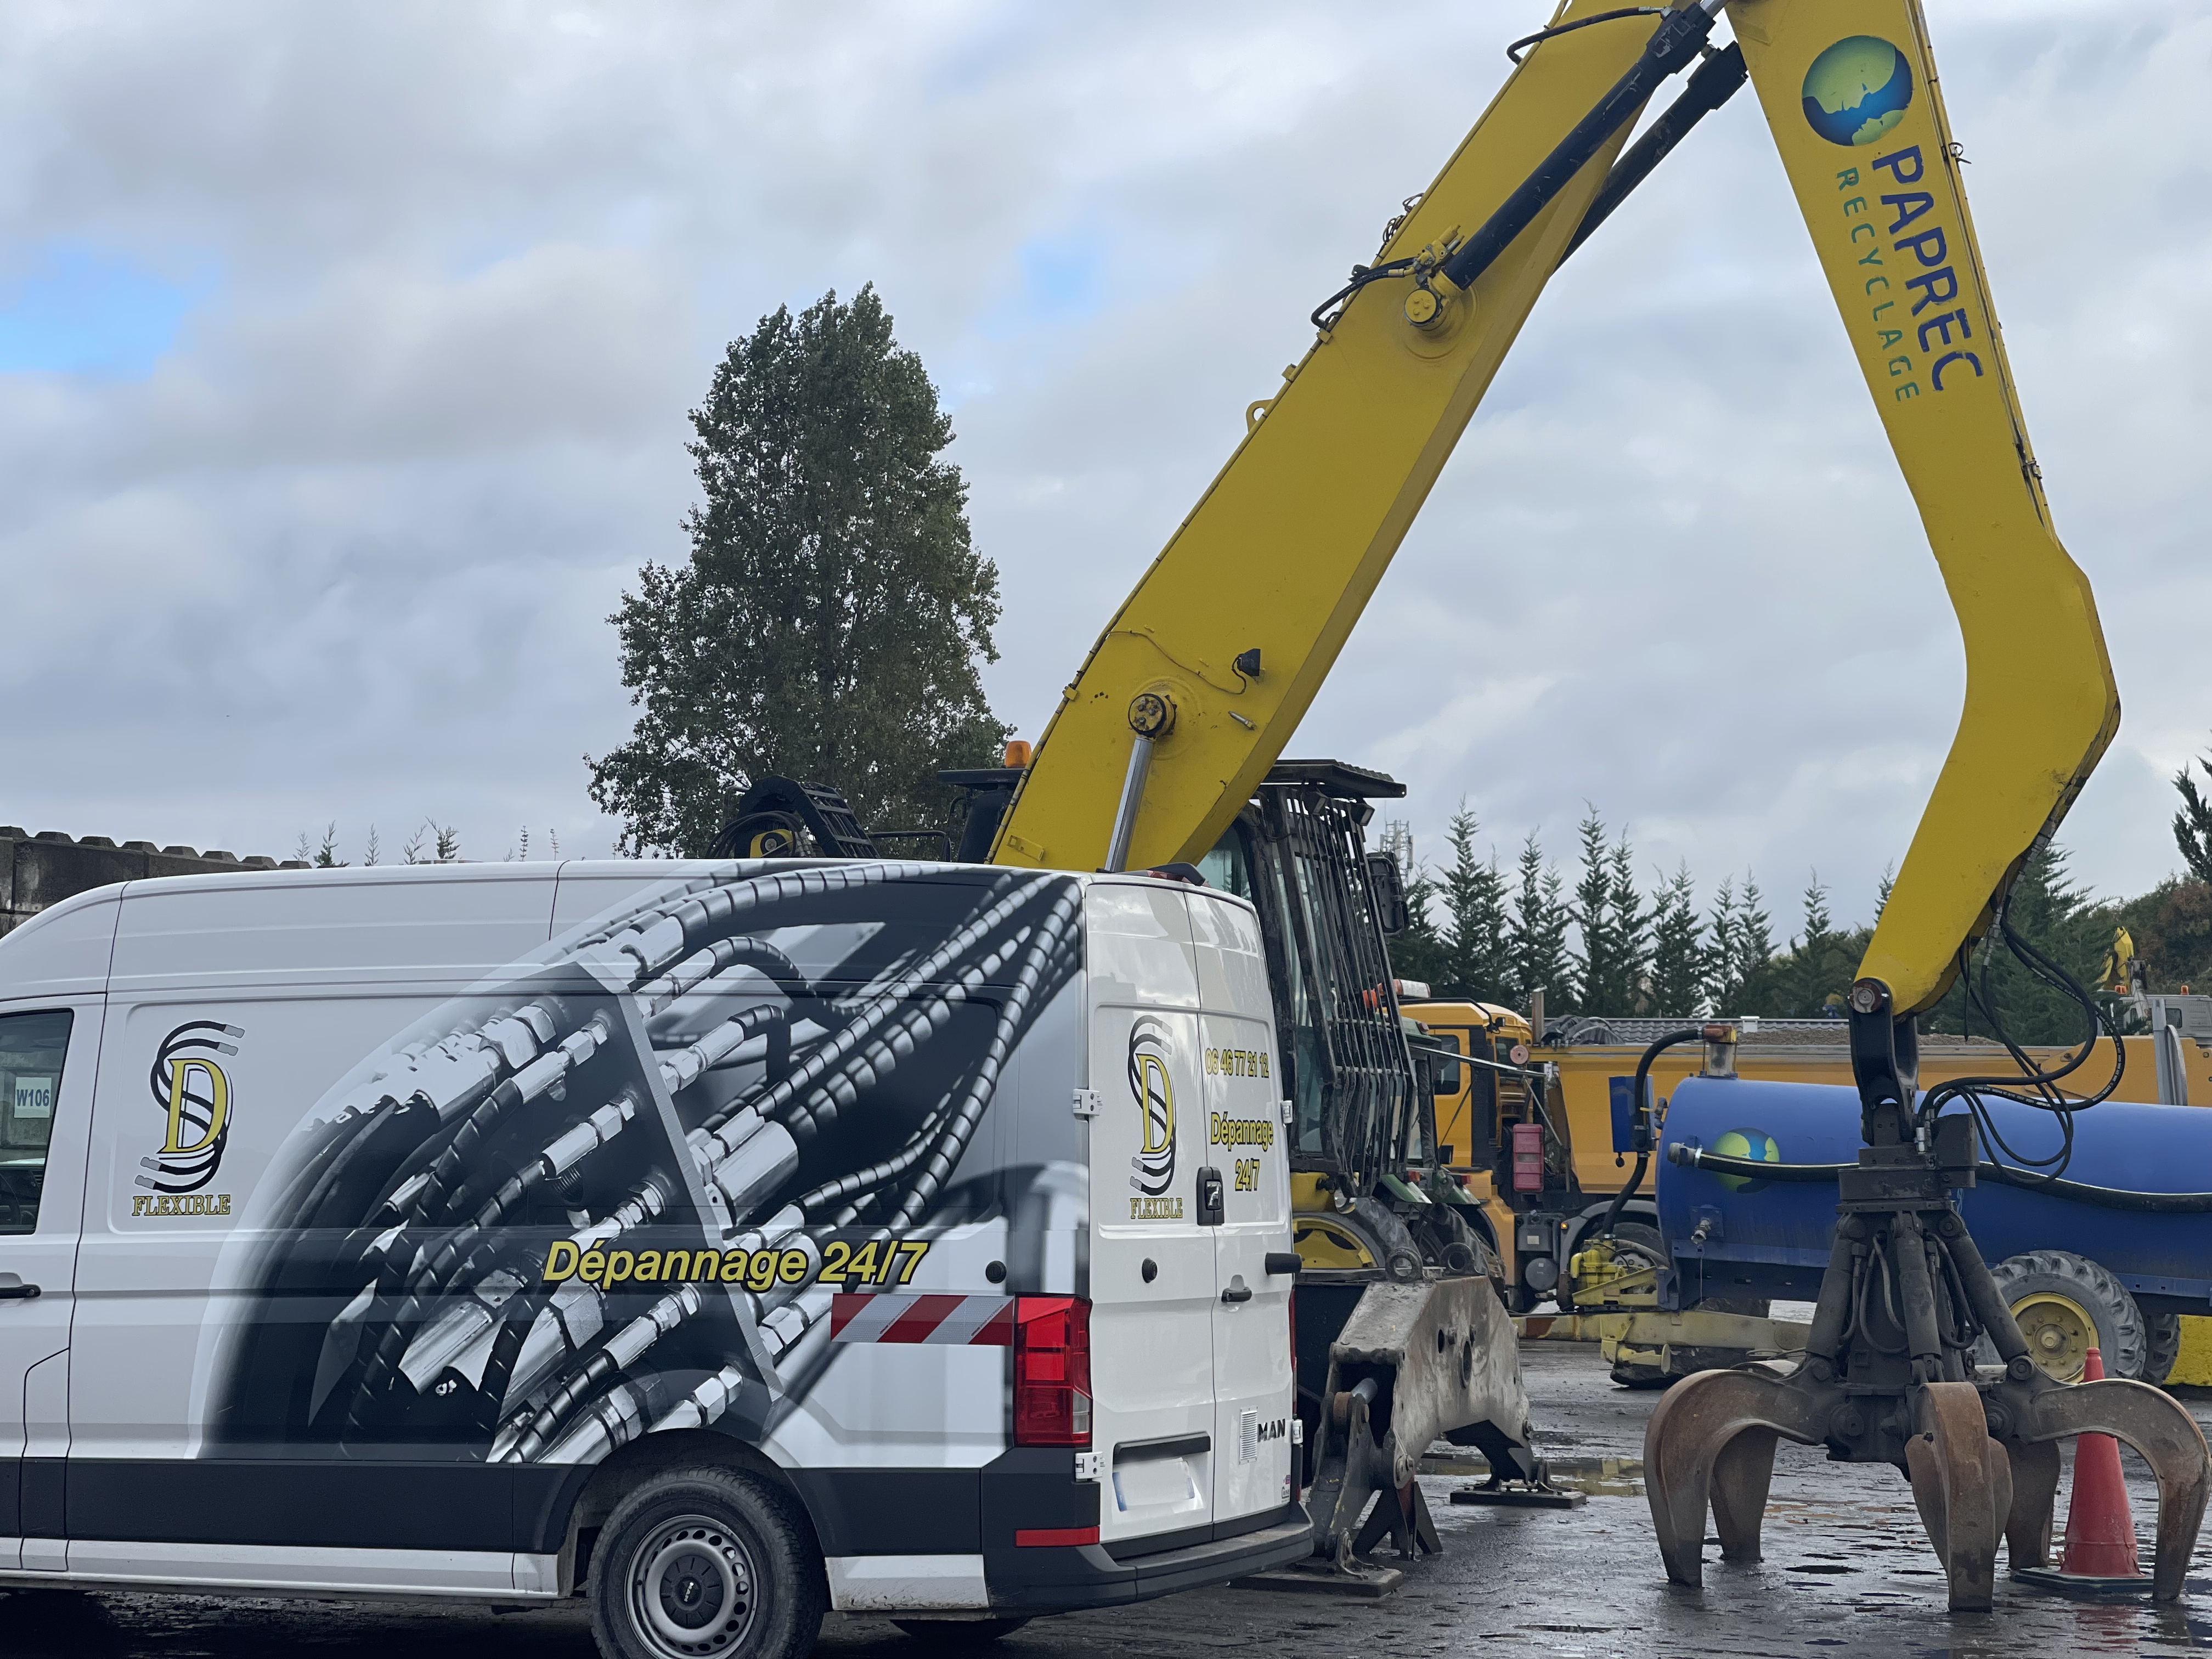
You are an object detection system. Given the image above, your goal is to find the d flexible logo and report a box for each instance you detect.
[1802,35,1914,148]
[136,1020,244,1200]
[1127,1015,1181,1219]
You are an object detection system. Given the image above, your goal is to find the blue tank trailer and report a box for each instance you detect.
[1650,1077,2212,1383]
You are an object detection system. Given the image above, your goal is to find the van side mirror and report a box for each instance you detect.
[1365,850,1409,935]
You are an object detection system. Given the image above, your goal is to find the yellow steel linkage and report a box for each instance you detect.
[990,0,1683,877]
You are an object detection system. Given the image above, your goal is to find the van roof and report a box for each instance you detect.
[0,859,1245,1000]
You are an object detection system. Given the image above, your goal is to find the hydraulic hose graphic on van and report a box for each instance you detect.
[202,862,1083,1469]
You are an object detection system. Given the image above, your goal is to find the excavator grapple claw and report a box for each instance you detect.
[1642,1363,1830,1587]
[2016,1376,2212,1603]
[1648,1362,2210,1611]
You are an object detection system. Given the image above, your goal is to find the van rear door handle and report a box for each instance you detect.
[0,1283,42,1301]
[1220,1283,1252,1304]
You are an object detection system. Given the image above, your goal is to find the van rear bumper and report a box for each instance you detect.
[983,1505,1313,1611]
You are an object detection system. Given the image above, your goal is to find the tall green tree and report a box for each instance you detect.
[1509,831,1573,1013]
[589,285,1009,854]
[1438,803,1516,1003]
[1927,843,2116,1045]
[1607,829,1652,1012]
[1567,810,1614,1014]
[1378,821,1451,988]
[1739,871,1865,1017]
[1650,862,1703,1015]
[2175,740,2212,884]
[1704,872,1774,1014]
[1570,810,1649,1013]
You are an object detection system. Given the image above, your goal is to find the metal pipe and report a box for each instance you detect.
[1103,733,1153,873]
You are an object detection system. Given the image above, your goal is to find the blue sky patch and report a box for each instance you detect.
[0,244,213,377]
[1019,235,1102,324]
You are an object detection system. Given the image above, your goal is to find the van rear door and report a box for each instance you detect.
[1192,892,1295,1525]
[1083,883,1215,1545]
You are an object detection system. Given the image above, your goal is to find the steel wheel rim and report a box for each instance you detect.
[2012,1290,2096,1383]
[629,1513,757,1658]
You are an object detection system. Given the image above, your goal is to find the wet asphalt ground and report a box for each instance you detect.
[8,1339,2212,1659]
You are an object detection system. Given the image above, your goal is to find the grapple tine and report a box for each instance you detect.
[2004,1437,2061,1571]
[1643,1365,1832,1585]
[1904,1381,2011,1611]
[2020,1376,2211,1603]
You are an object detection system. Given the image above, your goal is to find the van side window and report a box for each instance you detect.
[0,1009,72,1234]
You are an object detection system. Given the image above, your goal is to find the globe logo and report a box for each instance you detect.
[1801,36,1914,148]
[1711,1127,1781,1193]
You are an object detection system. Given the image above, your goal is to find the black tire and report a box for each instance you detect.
[892,1618,1032,1645]
[2145,1312,2183,1387]
[1978,1249,2148,1383]
[590,1464,827,1659]
[1607,1221,1666,1268]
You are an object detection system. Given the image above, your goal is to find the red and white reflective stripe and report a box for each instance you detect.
[830,1293,1014,1345]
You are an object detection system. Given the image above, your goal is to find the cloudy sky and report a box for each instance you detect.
[2,0,2204,930]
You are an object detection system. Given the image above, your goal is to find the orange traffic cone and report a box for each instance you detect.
[2016,1346,2151,1595]
[2058,1348,2141,1576]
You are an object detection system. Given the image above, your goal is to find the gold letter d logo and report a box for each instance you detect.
[162,1058,230,1157]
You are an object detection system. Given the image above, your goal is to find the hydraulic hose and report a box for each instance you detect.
[1597,1027,1703,1238]
[1439,0,1724,295]
[1667,1141,2212,1213]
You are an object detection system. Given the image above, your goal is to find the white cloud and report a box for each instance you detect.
[0,0,2198,911]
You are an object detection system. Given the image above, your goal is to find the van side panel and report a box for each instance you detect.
[60,864,1085,1594]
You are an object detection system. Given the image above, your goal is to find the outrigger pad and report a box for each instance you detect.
[1449,1481,1585,1510]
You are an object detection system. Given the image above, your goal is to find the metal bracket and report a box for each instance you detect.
[1073,1089,1102,1120]
[1074,1451,1103,1482]
[1280,1098,1295,1125]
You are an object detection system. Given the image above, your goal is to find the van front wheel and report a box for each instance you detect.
[590,1465,827,1659]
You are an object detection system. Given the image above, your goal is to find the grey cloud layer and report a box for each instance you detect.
[0,0,2200,919]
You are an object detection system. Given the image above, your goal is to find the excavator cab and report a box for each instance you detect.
[1197,761,1493,1286]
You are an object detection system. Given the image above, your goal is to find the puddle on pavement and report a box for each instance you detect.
[1419,1449,1646,1497]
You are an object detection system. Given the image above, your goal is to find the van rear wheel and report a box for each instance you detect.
[590,1465,826,1659]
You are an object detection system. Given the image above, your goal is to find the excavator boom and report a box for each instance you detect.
[992,0,2119,1025]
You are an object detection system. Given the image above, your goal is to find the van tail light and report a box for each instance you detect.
[1012,1296,1091,1447]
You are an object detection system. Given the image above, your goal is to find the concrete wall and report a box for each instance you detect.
[0,827,309,939]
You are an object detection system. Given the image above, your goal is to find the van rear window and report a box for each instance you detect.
[0,1008,71,1234]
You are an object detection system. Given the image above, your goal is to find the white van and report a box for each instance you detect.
[0,859,1307,1658]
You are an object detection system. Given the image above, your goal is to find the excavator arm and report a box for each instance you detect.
[991,0,2119,1025]
[989,0,1688,875]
